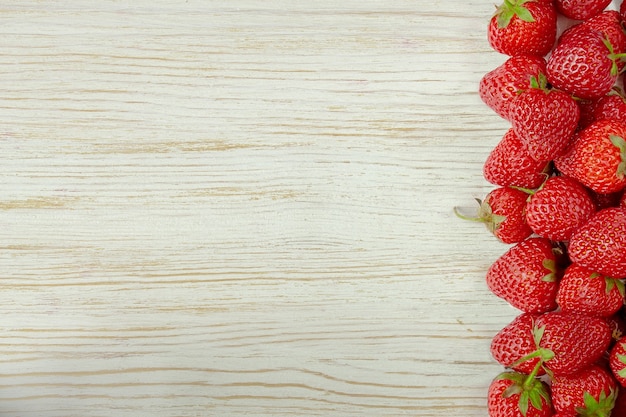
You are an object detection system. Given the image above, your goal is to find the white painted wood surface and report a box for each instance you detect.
[0,1,523,416]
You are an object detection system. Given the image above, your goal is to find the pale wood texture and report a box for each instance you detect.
[0,1,522,416]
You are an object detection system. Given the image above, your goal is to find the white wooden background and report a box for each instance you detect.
[0,1,521,416]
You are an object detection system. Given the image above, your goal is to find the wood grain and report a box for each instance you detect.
[0,1,520,416]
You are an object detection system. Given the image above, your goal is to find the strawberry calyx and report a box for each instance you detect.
[495,0,536,28]
[602,37,626,77]
[541,258,557,283]
[574,389,618,417]
[603,276,625,298]
[529,72,550,92]
[608,135,626,179]
[497,369,552,417]
[453,198,506,234]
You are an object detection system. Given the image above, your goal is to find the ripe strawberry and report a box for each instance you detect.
[533,312,612,377]
[554,0,612,20]
[454,187,532,244]
[546,27,619,100]
[568,207,626,278]
[609,335,626,387]
[483,129,551,189]
[509,74,579,162]
[487,0,557,57]
[524,175,596,242]
[573,11,626,72]
[491,311,612,377]
[486,237,560,313]
[556,263,625,318]
[551,364,618,416]
[491,312,544,376]
[554,119,626,195]
[488,371,553,417]
[479,55,547,120]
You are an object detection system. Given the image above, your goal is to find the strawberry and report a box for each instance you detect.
[556,263,625,318]
[568,207,626,278]
[454,187,533,244]
[524,175,596,242]
[546,27,619,100]
[554,0,612,21]
[609,335,626,387]
[487,0,557,57]
[491,312,545,376]
[483,128,551,189]
[479,55,547,120]
[554,119,626,195]
[491,311,612,377]
[488,371,553,417]
[551,364,618,416]
[486,237,560,313]
[569,11,626,73]
[533,312,612,377]
[509,73,579,162]
[621,0,626,25]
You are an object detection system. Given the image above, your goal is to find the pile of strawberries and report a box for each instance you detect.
[460,0,626,415]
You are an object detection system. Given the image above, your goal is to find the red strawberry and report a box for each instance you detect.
[554,0,612,20]
[491,312,545,376]
[483,128,551,189]
[546,27,619,100]
[488,371,553,417]
[609,335,626,387]
[556,263,625,318]
[575,11,626,72]
[486,237,560,313]
[621,0,626,24]
[554,119,626,194]
[479,55,547,120]
[454,187,533,244]
[568,207,626,278]
[487,0,557,57]
[533,312,611,377]
[509,74,580,162]
[524,175,596,242]
[491,311,611,377]
[551,364,618,416]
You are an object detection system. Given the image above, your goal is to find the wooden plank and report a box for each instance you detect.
[0,1,523,415]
